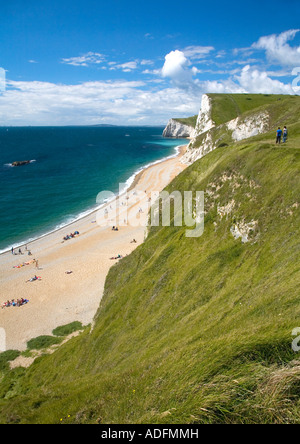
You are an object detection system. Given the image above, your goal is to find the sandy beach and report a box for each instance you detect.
[0,147,187,351]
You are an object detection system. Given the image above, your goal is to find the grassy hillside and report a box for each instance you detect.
[208,93,292,126]
[0,96,300,424]
[173,115,198,128]
[191,95,300,151]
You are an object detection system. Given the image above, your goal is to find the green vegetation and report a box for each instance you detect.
[26,336,63,351]
[190,94,300,151]
[0,351,21,373]
[174,115,198,128]
[52,322,83,337]
[0,95,299,424]
[208,93,292,126]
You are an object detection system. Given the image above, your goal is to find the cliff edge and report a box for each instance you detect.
[181,93,299,165]
[163,118,195,138]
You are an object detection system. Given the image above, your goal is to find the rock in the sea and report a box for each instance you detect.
[12,161,31,167]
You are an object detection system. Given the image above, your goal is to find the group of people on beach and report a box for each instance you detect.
[11,245,32,256]
[63,231,79,241]
[1,298,29,309]
[276,126,288,144]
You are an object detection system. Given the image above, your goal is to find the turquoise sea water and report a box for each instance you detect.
[0,126,187,253]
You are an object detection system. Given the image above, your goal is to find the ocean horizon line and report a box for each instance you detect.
[0,124,166,129]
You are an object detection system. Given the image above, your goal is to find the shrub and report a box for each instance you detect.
[27,336,63,351]
[52,322,83,337]
[0,350,21,372]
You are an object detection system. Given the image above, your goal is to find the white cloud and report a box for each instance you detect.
[61,52,105,67]
[252,29,300,67]
[161,50,195,86]
[108,61,139,72]
[2,34,298,128]
[183,45,215,60]
[142,69,161,75]
[140,59,154,66]
[160,45,295,97]
[0,79,202,126]
[235,65,294,94]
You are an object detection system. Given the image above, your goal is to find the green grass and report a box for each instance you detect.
[191,95,300,151]
[0,95,299,424]
[0,351,21,373]
[208,93,294,126]
[26,336,63,351]
[173,115,198,128]
[52,322,83,337]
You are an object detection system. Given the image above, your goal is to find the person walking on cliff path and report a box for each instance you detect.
[283,126,288,143]
[276,127,283,144]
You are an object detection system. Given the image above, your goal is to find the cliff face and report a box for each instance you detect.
[162,119,195,138]
[181,94,273,165]
[193,94,215,135]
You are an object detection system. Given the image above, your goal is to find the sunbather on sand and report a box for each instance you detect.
[26,275,41,283]
[110,254,123,260]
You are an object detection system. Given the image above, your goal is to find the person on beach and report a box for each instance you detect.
[276,127,283,144]
[283,126,288,143]
[26,275,40,282]
[11,247,14,255]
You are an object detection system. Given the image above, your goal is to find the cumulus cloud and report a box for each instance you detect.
[161,50,196,87]
[196,66,294,95]
[235,65,294,94]
[160,45,295,97]
[252,29,300,67]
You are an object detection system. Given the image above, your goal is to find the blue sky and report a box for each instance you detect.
[1,0,300,125]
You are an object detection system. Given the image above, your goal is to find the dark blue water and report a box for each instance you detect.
[0,126,186,252]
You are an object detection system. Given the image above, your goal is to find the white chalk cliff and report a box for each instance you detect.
[193,94,215,135]
[181,95,270,165]
[163,119,195,138]
[226,112,270,142]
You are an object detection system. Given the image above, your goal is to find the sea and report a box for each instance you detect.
[0,126,187,253]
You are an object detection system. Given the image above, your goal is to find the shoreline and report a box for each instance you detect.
[0,143,187,256]
[0,145,187,351]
